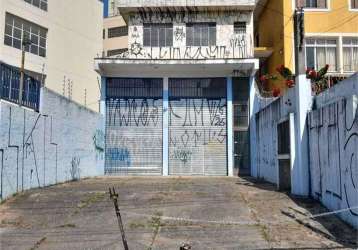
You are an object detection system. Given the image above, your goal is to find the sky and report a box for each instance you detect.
[103,0,108,18]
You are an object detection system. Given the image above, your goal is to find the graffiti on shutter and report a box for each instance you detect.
[105,78,163,175]
[168,78,227,176]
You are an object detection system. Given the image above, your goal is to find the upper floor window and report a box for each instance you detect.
[234,22,246,34]
[305,38,337,71]
[143,23,173,47]
[4,13,47,57]
[186,23,216,47]
[350,0,358,9]
[108,26,128,38]
[107,48,128,57]
[343,38,358,72]
[297,0,327,8]
[24,0,48,11]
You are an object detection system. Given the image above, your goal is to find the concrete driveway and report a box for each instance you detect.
[0,177,357,250]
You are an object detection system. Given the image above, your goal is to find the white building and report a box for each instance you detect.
[0,0,103,111]
[96,0,261,176]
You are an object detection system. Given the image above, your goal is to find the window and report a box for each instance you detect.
[103,29,105,39]
[297,0,327,8]
[306,38,337,71]
[143,23,173,47]
[4,13,47,57]
[350,0,358,9]
[108,26,128,38]
[24,0,47,11]
[186,23,216,47]
[234,22,246,34]
[107,48,128,57]
[343,38,358,72]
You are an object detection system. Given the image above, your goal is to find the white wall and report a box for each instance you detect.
[0,0,103,111]
[0,88,104,201]
[114,11,254,60]
[308,75,358,228]
[254,88,296,185]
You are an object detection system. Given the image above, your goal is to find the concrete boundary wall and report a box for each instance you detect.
[308,74,358,228]
[0,88,104,201]
[254,74,357,228]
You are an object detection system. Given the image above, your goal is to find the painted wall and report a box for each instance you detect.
[0,0,103,111]
[308,75,358,228]
[255,88,295,184]
[114,11,254,60]
[0,88,104,201]
[256,0,295,90]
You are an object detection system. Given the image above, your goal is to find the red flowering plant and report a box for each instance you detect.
[257,65,296,98]
[306,64,330,94]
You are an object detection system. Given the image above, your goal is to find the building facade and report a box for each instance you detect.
[256,0,358,91]
[0,0,103,111]
[103,15,128,57]
[96,0,261,176]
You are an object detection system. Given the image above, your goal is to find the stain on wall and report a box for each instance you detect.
[0,88,104,200]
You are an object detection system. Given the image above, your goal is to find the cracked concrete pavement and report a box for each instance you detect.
[0,177,357,249]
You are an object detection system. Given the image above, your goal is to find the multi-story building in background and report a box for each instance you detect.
[96,0,264,177]
[255,0,357,92]
[103,15,128,57]
[0,0,103,111]
[103,0,128,57]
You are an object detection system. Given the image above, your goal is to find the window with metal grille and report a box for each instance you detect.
[107,48,128,57]
[143,23,173,47]
[4,13,47,57]
[169,78,226,99]
[234,22,246,34]
[106,78,163,99]
[108,26,128,38]
[24,0,47,11]
[351,0,358,9]
[186,23,216,47]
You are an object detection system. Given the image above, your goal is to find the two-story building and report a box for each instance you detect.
[95,0,262,176]
[256,0,358,92]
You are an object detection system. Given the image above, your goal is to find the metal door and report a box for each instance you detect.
[168,78,227,176]
[105,78,163,175]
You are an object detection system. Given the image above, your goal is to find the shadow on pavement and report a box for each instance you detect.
[236,176,358,249]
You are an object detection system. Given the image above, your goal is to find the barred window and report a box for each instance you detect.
[143,23,173,47]
[351,0,358,9]
[24,0,47,11]
[186,23,216,47]
[4,13,47,57]
[234,22,246,34]
[108,26,128,38]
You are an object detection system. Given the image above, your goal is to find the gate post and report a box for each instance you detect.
[163,77,169,176]
[227,77,234,177]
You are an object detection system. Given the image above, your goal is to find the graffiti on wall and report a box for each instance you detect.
[0,100,102,200]
[308,98,358,221]
[110,11,252,60]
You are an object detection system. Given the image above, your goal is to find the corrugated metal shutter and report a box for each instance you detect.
[168,78,227,176]
[105,78,163,175]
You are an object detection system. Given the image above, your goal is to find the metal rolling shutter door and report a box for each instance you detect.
[105,78,163,175]
[168,78,227,176]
